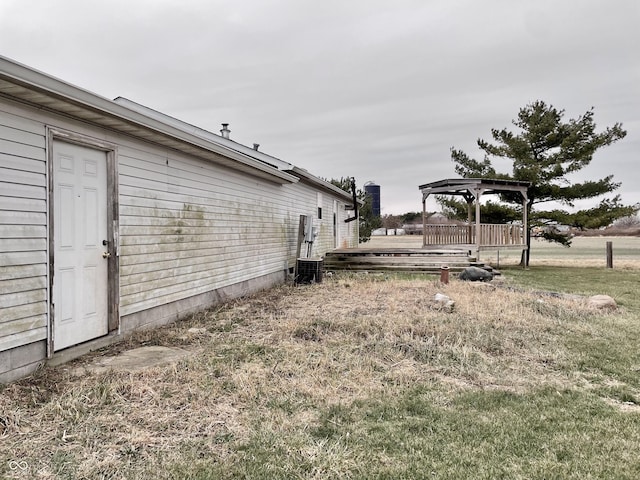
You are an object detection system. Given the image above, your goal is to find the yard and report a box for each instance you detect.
[2,237,640,479]
[368,234,640,268]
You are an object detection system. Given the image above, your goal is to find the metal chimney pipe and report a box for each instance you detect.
[220,123,230,139]
[253,143,260,151]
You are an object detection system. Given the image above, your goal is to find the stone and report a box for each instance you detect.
[587,295,617,310]
[433,293,455,311]
[458,266,493,282]
[434,293,450,303]
[188,327,209,334]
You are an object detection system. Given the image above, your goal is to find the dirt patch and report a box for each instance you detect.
[603,398,640,413]
[68,346,194,376]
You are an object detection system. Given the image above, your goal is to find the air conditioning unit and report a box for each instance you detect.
[296,258,323,284]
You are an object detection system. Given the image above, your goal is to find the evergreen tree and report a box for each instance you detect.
[438,197,521,224]
[450,101,636,265]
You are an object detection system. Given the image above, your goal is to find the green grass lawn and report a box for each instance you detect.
[194,272,640,479]
[2,263,640,479]
[485,236,640,268]
[502,265,640,305]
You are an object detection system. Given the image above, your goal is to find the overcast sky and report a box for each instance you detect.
[1,0,638,215]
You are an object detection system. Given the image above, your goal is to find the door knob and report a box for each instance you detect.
[102,251,111,259]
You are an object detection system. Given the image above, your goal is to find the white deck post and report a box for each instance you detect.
[422,194,428,247]
[474,187,483,258]
[522,191,528,253]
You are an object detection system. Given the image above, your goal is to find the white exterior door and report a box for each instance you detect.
[53,141,109,350]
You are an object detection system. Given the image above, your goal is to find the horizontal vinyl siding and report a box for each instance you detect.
[338,203,358,248]
[0,107,48,353]
[118,144,353,316]
[118,146,298,316]
[291,182,358,258]
[1,97,357,340]
[313,191,335,256]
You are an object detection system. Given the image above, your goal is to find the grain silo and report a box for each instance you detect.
[364,181,381,217]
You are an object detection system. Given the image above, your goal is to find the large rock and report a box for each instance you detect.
[588,295,617,310]
[458,266,493,282]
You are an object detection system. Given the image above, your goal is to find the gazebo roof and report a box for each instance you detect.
[419,178,530,199]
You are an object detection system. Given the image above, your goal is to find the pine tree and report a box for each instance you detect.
[450,101,636,265]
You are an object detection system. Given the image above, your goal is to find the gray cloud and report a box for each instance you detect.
[2,0,638,214]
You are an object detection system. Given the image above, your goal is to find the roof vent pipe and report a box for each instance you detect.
[220,123,230,139]
[253,143,260,151]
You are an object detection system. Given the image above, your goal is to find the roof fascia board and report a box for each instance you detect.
[421,184,529,197]
[422,187,470,196]
[420,179,530,202]
[286,167,362,205]
[113,97,294,171]
[419,178,531,190]
[0,55,297,184]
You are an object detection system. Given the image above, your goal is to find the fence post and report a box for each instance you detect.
[606,241,613,269]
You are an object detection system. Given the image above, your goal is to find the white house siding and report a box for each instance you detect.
[118,161,355,328]
[278,180,355,261]
[336,195,358,249]
[0,105,48,381]
[314,190,334,255]
[118,144,297,317]
[313,187,342,255]
[316,189,357,252]
[0,94,357,382]
[118,149,357,318]
[336,201,357,249]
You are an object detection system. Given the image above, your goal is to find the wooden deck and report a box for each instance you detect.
[323,247,493,274]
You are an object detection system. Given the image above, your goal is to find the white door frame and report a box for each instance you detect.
[47,128,119,356]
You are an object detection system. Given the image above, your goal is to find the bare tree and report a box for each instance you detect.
[613,215,640,228]
[382,214,402,230]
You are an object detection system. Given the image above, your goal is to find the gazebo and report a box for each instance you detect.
[419,178,531,256]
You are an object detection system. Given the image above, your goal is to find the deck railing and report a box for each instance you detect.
[423,224,525,247]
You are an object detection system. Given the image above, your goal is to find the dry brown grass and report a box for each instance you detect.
[0,273,608,478]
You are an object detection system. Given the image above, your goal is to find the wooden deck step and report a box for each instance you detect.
[330,248,471,257]
[324,264,477,273]
[323,248,494,275]
[325,255,474,264]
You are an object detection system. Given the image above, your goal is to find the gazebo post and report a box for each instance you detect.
[422,194,428,247]
[521,191,529,265]
[474,188,482,258]
[466,197,473,244]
